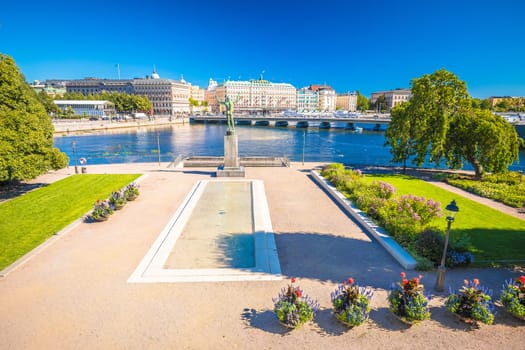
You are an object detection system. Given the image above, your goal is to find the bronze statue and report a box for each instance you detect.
[216,95,239,134]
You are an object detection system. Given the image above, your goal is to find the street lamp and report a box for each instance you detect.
[435,200,460,292]
[71,141,78,174]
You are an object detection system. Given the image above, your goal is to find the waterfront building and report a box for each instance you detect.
[370,88,411,112]
[53,100,116,118]
[296,87,319,113]
[336,92,358,112]
[489,96,524,111]
[66,78,134,95]
[210,75,296,114]
[30,80,66,97]
[132,70,191,116]
[309,85,336,112]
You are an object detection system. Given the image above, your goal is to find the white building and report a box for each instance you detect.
[54,100,116,118]
[210,76,297,114]
[296,88,319,113]
[132,70,191,116]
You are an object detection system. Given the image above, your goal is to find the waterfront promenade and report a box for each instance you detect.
[0,162,523,349]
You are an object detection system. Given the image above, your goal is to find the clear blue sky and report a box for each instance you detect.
[1,0,524,98]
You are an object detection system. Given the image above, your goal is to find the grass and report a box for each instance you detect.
[364,174,525,265]
[0,174,140,271]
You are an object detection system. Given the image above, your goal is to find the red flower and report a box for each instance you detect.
[518,276,525,285]
[291,277,296,283]
[402,279,409,285]
[347,277,354,285]
[413,278,420,285]
[473,279,479,286]
[400,272,406,278]
[295,289,302,298]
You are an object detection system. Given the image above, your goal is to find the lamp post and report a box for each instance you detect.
[435,200,460,292]
[71,141,78,174]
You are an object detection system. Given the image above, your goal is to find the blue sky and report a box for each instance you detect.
[1,0,524,98]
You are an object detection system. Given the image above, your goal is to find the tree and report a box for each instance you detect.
[402,68,471,166]
[0,53,68,183]
[375,95,387,113]
[446,108,523,179]
[356,91,369,111]
[384,103,420,173]
[36,90,61,116]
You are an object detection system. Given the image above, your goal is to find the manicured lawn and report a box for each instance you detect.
[0,174,140,271]
[364,175,525,265]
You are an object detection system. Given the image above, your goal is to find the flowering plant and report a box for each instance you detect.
[109,189,127,209]
[331,277,373,327]
[273,278,319,329]
[445,279,495,325]
[90,199,113,222]
[388,272,431,324]
[124,182,140,200]
[500,275,525,320]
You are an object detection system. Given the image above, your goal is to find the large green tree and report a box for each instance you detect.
[57,91,152,113]
[446,108,522,179]
[385,68,522,178]
[0,54,68,183]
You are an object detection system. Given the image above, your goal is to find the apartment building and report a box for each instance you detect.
[132,73,190,116]
[370,88,411,111]
[336,92,358,112]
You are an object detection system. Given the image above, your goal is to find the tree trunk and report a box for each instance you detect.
[471,160,483,180]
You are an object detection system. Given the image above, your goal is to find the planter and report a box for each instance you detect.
[126,194,138,201]
[333,312,366,328]
[504,308,525,321]
[112,202,125,210]
[91,215,109,222]
[391,311,422,326]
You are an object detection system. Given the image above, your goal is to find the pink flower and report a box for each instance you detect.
[400,272,406,278]
[402,279,409,285]
[413,278,420,285]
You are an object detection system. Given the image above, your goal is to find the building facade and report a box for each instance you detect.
[54,100,116,118]
[336,92,358,112]
[296,88,319,113]
[132,76,190,116]
[209,77,296,114]
[370,88,411,111]
[307,85,337,112]
[66,79,134,95]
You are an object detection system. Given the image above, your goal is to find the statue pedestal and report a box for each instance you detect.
[217,132,245,177]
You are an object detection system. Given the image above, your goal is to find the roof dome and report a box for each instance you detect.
[151,66,160,79]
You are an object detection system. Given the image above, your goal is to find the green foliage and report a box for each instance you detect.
[36,90,61,115]
[388,273,431,323]
[447,109,523,179]
[445,279,495,325]
[331,279,373,327]
[273,279,318,328]
[57,91,152,113]
[0,174,140,270]
[500,276,525,319]
[0,53,69,182]
[356,91,369,111]
[447,171,525,208]
[415,229,445,263]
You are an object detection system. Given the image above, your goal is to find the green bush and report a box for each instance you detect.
[415,229,445,263]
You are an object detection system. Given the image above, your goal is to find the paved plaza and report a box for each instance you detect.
[0,163,524,349]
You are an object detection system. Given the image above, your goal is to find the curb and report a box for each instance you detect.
[310,170,417,270]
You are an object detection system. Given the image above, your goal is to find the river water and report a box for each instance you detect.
[53,123,525,172]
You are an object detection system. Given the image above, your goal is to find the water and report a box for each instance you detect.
[53,123,525,172]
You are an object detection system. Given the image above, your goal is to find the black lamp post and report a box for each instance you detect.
[435,200,460,292]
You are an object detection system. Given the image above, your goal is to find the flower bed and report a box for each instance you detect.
[445,279,495,325]
[500,275,525,321]
[331,277,373,327]
[273,278,319,329]
[88,182,140,222]
[388,272,431,324]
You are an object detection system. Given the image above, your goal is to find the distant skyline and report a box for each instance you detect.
[1,0,524,98]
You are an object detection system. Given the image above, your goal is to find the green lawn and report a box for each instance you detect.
[0,174,140,271]
[364,174,525,265]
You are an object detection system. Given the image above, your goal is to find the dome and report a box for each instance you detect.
[151,66,160,79]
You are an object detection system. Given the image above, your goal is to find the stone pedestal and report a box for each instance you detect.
[217,132,245,177]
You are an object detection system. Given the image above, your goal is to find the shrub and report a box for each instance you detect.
[388,272,431,324]
[500,275,525,320]
[415,229,445,263]
[273,278,319,329]
[331,277,374,327]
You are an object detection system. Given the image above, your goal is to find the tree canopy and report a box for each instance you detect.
[384,68,523,179]
[0,53,68,183]
[356,91,369,111]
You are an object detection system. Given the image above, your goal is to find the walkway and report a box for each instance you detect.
[0,163,523,349]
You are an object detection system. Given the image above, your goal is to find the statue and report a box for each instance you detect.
[216,95,239,134]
